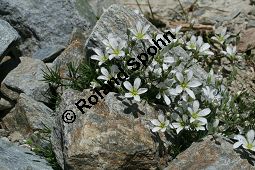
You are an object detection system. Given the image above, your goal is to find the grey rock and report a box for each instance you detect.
[33,45,65,63]
[88,0,118,17]
[52,89,165,169]
[247,20,255,28]
[0,0,96,58]
[164,135,255,170]
[1,57,50,103]
[52,28,87,79]
[0,138,53,170]
[8,131,23,143]
[0,19,20,56]
[249,7,255,16]
[0,97,13,111]
[85,4,158,56]
[2,93,54,137]
[0,129,9,138]
[0,56,20,84]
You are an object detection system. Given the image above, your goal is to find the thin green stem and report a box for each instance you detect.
[135,0,143,15]
[147,0,155,20]
[177,0,189,21]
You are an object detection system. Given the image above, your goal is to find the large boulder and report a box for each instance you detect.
[0,0,96,59]
[0,19,20,57]
[84,4,207,81]
[0,138,53,170]
[1,57,50,103]
[164,135,255,170]
[52,89,165,169]
[84,4,158,56]
[2,93,54,137]
[52,28,88,78]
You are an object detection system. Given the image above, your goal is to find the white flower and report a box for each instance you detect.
[91,48,108,66]
[133,9,144,17]
[221,45,241,61]
[130,21,150,40]
[102,33,118,50]
[186,36,213,55]
[170,25,182,36]
[151,114,170,132]
[171,114,189,134]
[90,81,100,89]
[165,26,183,43]
[188,100,211,124]
[212,27,230,44]
[192,120,206,131]
[196,36,214,56]
[186,35,197,50]
[107,38,126,60]
[174,70,202,99]
[123,78,148,101]
[233,130,255,151]
[202,86,221,104]
[156,80,172,105]
[97,65,119,83]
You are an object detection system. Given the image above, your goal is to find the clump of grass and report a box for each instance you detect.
[25,127,61,170]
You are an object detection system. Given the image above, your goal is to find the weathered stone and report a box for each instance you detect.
[238,28,255,52]
[52,28,87,78]
[0,138,53,170]
[2,93,54,137]
[8,131,24,143]
[0,0,96,58]
[164,135,255,170]
[0,97,13,111]
[85,4,207,81]
[0,129,9,137]
[33,45,65,62]
[247,20,255,28]
[85,4,158,57]
[0,19,20,56]
[88,0,118,17]
[0,56,20,84]
[52,89,164,169]
[1,57,50,103]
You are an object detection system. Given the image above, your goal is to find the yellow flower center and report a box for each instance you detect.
[131,88,138,96]
[136,32,145,39]
[160,123,165,128]
[247,143,254,150]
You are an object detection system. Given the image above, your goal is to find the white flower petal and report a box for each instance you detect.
[134,95,140,101]
[197,117,208,124]
[198,108,211,116]
[158,114,165,123]
[176,72,184,82]
[188,81,201,88]
[176,127,183,134]
[137,88,148,94]
[101,67,109,77]
[123,81,133,91]
[247,130,255,144]
[163,94,171,105]
[151,119,161,126]
[160,127,167,132]
[186,88,196,99]
[175,85,183,94]
[233,141,243,149]
[125,93,133,98]
[193,100,200,112]
[187,70,193,81]
[134,78,141,89]
[152,127,161,132]
[200,43,210,52]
